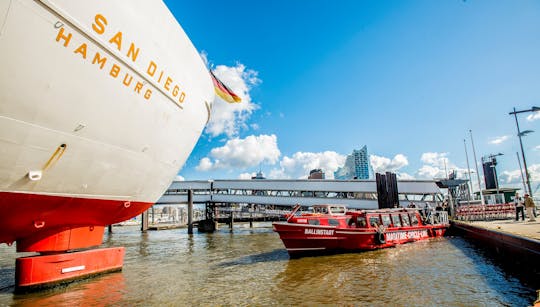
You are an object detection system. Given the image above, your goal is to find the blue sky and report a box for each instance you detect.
[164,1,540,197]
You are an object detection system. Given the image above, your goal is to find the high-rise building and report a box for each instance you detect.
[334,146,370,180]
[308,169,325,179]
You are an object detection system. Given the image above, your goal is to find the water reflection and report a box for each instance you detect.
[11,273,126,307]
[0,226,536,306]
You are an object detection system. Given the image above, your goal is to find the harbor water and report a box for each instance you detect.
[0,224,536,306]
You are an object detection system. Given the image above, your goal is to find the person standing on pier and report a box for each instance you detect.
[524,194,536,222]
[514,192,525,221]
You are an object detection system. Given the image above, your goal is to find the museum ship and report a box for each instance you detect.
[0,0,231,290]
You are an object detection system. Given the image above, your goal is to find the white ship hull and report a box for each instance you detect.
[0,0,214,244]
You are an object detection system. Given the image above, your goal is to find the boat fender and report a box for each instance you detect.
[376,231,386,244]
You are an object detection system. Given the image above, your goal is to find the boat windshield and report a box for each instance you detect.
[356,216,367,228]
[409,213,419,226]
[381,215,392,227]
[369,216,381,227]
[391,214,401,227]
[401,214,410,226]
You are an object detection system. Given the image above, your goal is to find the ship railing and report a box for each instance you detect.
[454,203,515,221]
[424,210,449,225]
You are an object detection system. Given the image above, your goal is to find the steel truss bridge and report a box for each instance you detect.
[156,179,443,210]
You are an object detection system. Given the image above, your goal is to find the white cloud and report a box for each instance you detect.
[526,111,540,122]
[196,157,214,171]
[174,175,185,181]
[196,134,280,171]
[534,145,540,151]
[416,152,473,180]
[370,154,409,174]
[499,169,524,186]
[417,165,445,179]
[489,135,510,145]
[420,152,449,166]
[499,163,540,197]
[269,151,346,179]
[238,172,254,179]
[397,172,415,180]
[205,63,260,137]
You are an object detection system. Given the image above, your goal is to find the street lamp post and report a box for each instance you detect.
[509,106,539,195]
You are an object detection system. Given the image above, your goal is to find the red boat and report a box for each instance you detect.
[272,204,449,257]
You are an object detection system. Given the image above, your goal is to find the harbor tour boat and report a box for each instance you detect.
[0,0,240,291]
[272,204,450,257]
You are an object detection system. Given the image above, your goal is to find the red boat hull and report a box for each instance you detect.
[273,205,449,257]
[273,222,448,256]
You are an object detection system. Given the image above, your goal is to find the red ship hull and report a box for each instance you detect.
[273,205,449,257]
[0,191,152,248]
[1,191,152,292]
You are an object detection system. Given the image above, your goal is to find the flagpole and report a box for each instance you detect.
[469,130,484,205]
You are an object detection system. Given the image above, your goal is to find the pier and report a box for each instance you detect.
[451,219,540,289]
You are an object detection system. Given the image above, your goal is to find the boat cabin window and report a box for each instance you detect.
[308,219,320,225]
[369,216,381,227]
[391,214,401,227]
[356,216,367,228]
[381,215,392,227]
[313,206,326,214]
[401,214,410,226]
[328,219,340,226]
[329,206,346,215]
[409,213,419,226]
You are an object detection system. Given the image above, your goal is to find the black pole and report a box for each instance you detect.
[188,189,193,234]
[511,107,533,195]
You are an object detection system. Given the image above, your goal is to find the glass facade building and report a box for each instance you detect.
[334,146,370,180]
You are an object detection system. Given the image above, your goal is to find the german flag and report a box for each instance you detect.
[209,70,241,103]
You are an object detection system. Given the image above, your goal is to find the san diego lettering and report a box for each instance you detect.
[54,13,187,105]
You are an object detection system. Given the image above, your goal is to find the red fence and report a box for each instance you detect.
[455,204,515,221]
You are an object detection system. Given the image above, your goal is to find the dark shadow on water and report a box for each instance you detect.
[216,249,289,268]
[446,235,537,303]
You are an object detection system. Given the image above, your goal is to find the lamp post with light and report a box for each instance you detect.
[509,106,539,195]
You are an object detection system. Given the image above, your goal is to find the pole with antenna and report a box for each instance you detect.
[516,152,527,194]
[469,130,484,205]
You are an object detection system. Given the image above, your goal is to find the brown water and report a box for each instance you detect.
[0,224,536,306]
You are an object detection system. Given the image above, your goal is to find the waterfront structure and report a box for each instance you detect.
[157,179,443,209]
[308,169,325,179]
[0,0,222,290]
[334,146,370,180]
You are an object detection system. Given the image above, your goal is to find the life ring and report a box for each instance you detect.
[376,231,386,244]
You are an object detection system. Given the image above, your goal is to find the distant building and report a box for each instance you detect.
[308,169,325,179]
[251,171,266,180]
[334,146,370,180]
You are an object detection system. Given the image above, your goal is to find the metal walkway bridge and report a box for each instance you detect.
[156,179,443,209]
